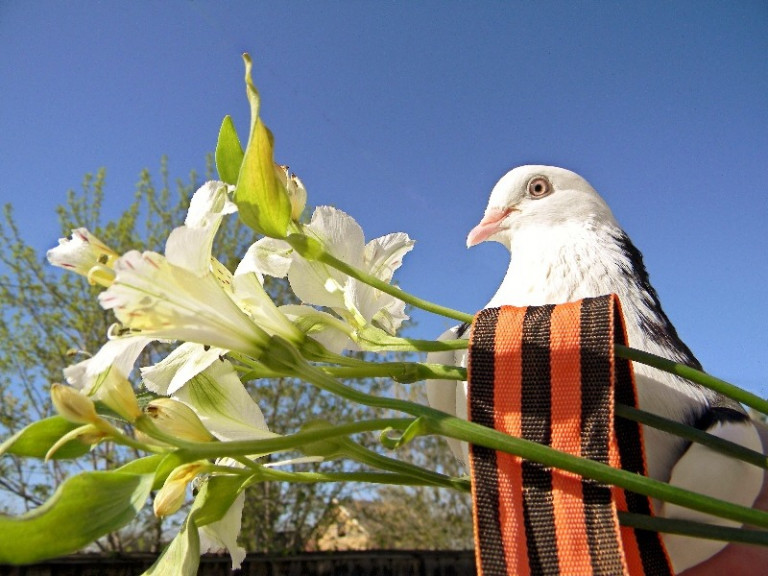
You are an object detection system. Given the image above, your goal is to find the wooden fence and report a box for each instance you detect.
[0,550,476,576]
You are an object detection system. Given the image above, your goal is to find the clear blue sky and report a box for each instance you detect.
[1,2,766,394]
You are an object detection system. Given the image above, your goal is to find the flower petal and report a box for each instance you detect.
[364,232,414,283]
[372,297,409,335]
[172,359,275,442]
[141,343,227,396]
[64,336,153,393]
[231,272,303,344]
[184,181,237,229]
[308,206,365,268]
[198,491,246,570]
[236,237,293,279]
[279,304,356,353]
[165,181,235,276]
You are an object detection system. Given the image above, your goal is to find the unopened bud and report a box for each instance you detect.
[94,370,142,422]
[45,423,109,461]
[145,398,214,443]
[153,462,206,518]
[51,383,99,425]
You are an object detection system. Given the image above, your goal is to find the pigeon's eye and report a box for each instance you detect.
[527,177,551,198]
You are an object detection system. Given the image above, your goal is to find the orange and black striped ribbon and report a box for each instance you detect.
[468,295,673,576]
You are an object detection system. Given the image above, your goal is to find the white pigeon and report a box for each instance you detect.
[427,165,763,573]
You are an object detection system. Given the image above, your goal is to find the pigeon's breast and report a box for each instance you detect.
[487,224,621,308]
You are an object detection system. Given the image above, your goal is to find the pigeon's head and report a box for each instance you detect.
[467,165,618,249]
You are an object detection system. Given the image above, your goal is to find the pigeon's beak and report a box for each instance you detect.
[467,207,514,248]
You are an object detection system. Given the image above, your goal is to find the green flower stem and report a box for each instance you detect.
[228,352,283,379]
[243,467,466,488]
[336,437,470,492]
[321,362,466,384]
[619,512,768,546]
[371,337,470,354]
[230,456,262,471]
[259,336,768,531]
[109,429,164,455]
[617,344,768,416]
[136,415,416,458]
[354,329,471,353]
[286,234,474,324]
[207,464,253,476]
[616,403,768,470]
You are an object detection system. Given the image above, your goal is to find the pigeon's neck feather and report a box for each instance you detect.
[488,221,624,307]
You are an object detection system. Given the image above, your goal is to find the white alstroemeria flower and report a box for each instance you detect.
[240,206,414,346]
[163,180,302,346]
[47,228,119,287]
[198,491,246,570]
[99,250,270,355]
[165,181,236,276]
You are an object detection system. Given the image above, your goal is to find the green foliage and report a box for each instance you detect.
[215,115,244,186]
[0,470,154,564]
[0,416,90,460]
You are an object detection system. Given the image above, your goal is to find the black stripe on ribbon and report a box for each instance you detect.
[580,296,627,575]
[521,304,560,575]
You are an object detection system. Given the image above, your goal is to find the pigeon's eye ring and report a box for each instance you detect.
[527,176,552,198]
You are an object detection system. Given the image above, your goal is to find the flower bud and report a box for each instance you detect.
[145,398,214,443]
[45,423,109,461]
[153,462,206,518]
[95,370,142,422]
[51,383,99,425]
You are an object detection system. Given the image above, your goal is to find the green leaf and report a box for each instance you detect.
[233,53,291,238]
[192,475,245,527]
[0,471,153,564]
[143,514,200,576]
[0,416,90,460]
[117,453,165,476]
[215,115,244,185]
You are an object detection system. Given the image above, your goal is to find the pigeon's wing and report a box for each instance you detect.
[659,416,764,573]
[426,325,469,464]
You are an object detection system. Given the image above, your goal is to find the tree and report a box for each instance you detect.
[0,158,472,554]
